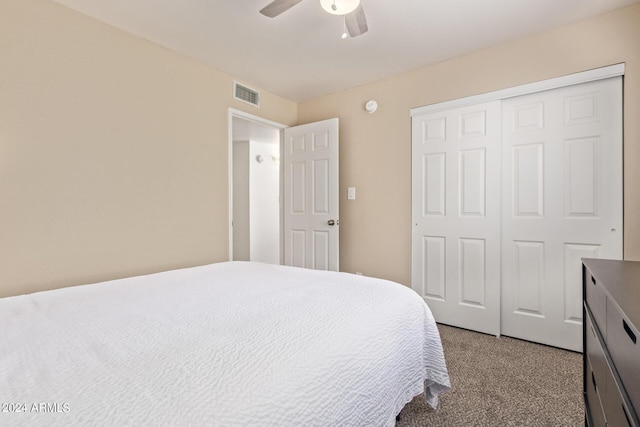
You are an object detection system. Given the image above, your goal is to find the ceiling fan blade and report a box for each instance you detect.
[345,4,368,37]
[260,0,304,18]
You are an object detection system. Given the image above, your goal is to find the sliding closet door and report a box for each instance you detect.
[412,101,501,336]
[501,77,623,351]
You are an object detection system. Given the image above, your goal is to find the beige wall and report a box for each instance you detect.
[298,4,640,286]
[0,0,297,297]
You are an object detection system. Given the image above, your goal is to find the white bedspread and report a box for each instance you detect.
[0,262,449,426]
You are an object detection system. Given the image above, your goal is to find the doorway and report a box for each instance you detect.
[228,109,286,264]
[228,109,341,271]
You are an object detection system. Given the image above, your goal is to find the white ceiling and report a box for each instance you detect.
[52,0,638,102]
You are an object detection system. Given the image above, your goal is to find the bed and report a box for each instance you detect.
[0,261,450,426]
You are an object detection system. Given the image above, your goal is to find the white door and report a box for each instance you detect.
[412,101,501,336]
[283,118,339,271]
[501,77,623,351]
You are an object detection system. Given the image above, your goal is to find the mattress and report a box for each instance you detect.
[0,262,450,426]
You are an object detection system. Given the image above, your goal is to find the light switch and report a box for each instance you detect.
[347,187,356,200]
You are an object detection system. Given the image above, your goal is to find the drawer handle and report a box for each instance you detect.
[591,276,596,285]
[591,371,597,389]
[623,320,636,344]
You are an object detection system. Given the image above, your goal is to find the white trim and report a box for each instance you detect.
[410,63,625,116]
[227,108,287,261]
[228,108,287,130]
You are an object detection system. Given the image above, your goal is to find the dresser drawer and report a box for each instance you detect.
[605,365,639,427]
[586,310,608,397]
[607,298,640,409]
[585,268,607,336]
[586,355,607,427]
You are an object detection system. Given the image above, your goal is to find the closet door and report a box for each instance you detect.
[501,77,622,351]
[412,101,501,336]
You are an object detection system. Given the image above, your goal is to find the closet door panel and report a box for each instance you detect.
[501,77,622,351]
[412,101,501,336]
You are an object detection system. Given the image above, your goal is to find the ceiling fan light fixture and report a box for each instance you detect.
[320,0,360,16]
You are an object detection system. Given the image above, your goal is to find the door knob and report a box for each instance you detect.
[328,219,337,226]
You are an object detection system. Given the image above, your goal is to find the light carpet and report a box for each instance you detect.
[397,324,584,426]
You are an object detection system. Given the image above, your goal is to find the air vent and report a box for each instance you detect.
[234,82,260,107]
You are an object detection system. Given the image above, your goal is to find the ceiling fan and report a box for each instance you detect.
[260,0,368,38]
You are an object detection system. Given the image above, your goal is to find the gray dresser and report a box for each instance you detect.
[583,258,640,427]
